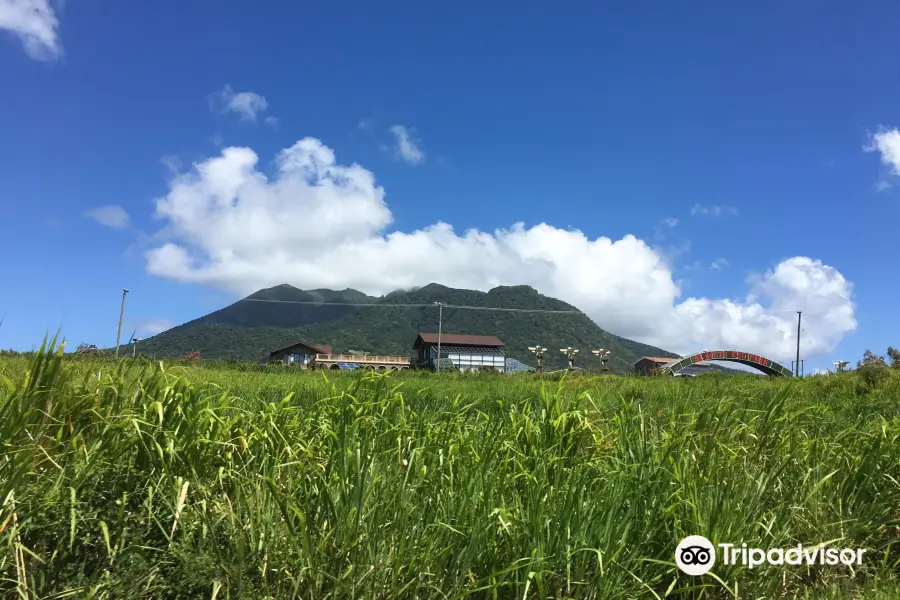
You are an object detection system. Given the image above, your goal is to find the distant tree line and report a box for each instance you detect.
[853,346,900,387]
[857,347,900,369]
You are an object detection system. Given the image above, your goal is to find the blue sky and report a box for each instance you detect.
[1,0,898,373]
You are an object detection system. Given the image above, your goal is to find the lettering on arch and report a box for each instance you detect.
[665,350,792,377]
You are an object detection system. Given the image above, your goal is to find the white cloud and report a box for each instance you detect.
[865,128,900,175]
[661,217,678,228]
[682,258,728,273]
[388,125,425,165]
[0,0,60,60]
[709,258,728,272]
[144,137,856,360]
[691,204,738,217]
[161,155,182,175]
[86,205,130,230]
[264,116,280,129]
[875,180,892,192]
[212,85,270,122]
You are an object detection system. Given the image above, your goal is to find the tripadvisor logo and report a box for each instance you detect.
[675,535,716,575]
[675,536,867,576]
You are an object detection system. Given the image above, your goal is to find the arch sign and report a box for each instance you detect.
[660,350,793,377]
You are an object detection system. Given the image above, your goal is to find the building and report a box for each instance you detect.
[633,356,711,376]
[412,333,506,372]
[634,356,675,376]
[309,353,411,370]
[505,357,536,374]
[267,340,333,367]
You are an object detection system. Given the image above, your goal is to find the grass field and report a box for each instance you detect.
[1,341,899,599]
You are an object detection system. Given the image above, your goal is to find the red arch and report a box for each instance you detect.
[660,350,793,377]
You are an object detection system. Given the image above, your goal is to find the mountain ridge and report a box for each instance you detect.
[129,283,682,374]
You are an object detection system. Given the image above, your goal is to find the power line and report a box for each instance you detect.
[439,304,582,314]
[242,298,582,314]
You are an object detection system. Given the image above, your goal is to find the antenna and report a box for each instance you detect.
[127,329,136,345]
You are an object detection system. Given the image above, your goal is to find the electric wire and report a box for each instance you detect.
[242,298,583,314]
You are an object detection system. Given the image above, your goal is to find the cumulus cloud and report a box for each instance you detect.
[691,204,738,217]
[144,137,856,360]
[388,125,425,165]
[212,85,270,122]
[86,205,130,230]
[865,128,900,175]
[0,0,61,60]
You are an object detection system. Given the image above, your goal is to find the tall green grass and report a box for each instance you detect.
[1,340,899,599]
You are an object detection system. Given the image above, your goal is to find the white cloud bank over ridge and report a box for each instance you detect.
[0,0,61,60]
[145,137,856,359]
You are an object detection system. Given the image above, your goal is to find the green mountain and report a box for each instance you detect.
[189,284,375,328]
[129,283,682,374]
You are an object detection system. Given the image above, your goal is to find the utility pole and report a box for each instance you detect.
[560,347,579,371]
[133,337,140,357]
[528,346,547,373]
[433,301,446,372]
[795,310,802,377]
[115,288,129,359]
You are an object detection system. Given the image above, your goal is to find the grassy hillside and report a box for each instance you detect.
[129,283,682,373]
[1,347,898,598]
[166,284,375,331]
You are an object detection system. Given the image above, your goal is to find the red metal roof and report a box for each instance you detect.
[413,332,504,348]
[269,341,332,356]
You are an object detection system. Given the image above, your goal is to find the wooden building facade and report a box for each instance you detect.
[268,340,333,367]
[412,333,507,372]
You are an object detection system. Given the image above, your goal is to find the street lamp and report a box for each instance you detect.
[592,348,612,372]
[560,347,579,371]
[132,337,141,357]
[528,345,547,373]
[114,288,129,359]
[433,301,447,372]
